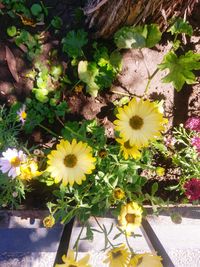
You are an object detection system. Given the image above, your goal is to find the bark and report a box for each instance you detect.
[84,0,199,38]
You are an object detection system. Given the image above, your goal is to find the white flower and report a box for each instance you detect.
[0,148,26,178]
[17,105,27,124]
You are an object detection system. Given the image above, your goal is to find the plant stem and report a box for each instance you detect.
[64,125,85,140]
[38,124,59,138]
[125,232,133,253]
[73,224,85,260]
[94,217,115,248]
[144,68,159,96]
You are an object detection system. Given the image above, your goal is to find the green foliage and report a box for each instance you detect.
[51,16,63,29]
[0,172,26,209]
[31,3,42,17]
[0,104,21,151]
[62,29,88,59]
[114,24,162,49]
[31,62,63,102]
[14,29,41,60]
[158,51,200,91]
[168,18,193,36]
[61,119,106,149]
[7,25,17,37]
[78,45,122,96]
[78,60,100,97]
[172,125,200,178]
[24,96,70,133]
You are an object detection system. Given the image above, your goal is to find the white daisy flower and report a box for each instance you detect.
[17,105,27,124]
[0,148,26,178]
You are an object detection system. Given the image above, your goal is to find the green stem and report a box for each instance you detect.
[38,124,59,138]
[71,80,81,91]
[144,68,159,96]
[125,232,133,253]
[64,125,85,141]
[94,217,115,248]
[73,224,85,260]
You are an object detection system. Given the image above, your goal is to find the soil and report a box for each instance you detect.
[0,1,200,208]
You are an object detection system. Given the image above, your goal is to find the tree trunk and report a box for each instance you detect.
[84,0,198,38]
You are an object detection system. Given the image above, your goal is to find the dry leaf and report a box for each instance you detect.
[5,45,19,83]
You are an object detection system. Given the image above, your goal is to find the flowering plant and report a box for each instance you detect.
[168,118,200,202]
[0,98,167,265]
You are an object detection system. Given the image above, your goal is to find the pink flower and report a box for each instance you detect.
[184,178,200,201]
[17,105,27,125]
[191,137,200,154]
[185,117,200,132]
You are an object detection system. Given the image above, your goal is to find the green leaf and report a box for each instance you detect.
[110,51,122,71]
[62,29,88,58]
[158,51,200,91]
[151,182,158,196]
[85,224,94,241]
[168,18,193,36]
[31,4,42,16]
[51,16,63,29]
[114,24,162,49]
[7,26,17,37]
[146,24,162,48]
[114,26,146,49]
[78,60,100,96]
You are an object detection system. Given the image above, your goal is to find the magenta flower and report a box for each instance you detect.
[184,178,200,201]
[191,137,200,154]
[185,117,200,132]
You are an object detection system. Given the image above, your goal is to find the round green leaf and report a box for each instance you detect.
[31,4,42,16]
[7,26,17,37]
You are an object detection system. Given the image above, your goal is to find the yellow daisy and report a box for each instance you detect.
[118,202,143,235]
[116,138,141,160]
[47,139,96,186]
[104,244,130,267]
[55,250,91,267]
[114,98,166,148]
[128,253,163,267]
[20,160,42,180]
[113,187,125,200]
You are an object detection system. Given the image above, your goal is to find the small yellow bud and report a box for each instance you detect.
[113,187,125,200]
[156,167,165,176]
[43,215,55,228]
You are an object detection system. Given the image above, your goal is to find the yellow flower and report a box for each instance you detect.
[98,149,108,158]
[55,250,91,267]
[74,84,84,94]
[128,253,163,267]
[156,167,165,176]
[20,160,42,180]
[113,187,125,200]
[118,202,142,235]
[114,98,166,148]
[104,244,130,267]
[43,215,55,228]
[47,139,96,186]
[116,138,141,160]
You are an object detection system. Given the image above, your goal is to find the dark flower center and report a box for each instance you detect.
[64,154,77,168]
[136,257,143,266]
[129,115,143,130]
[112,250,122,259]
[125,213,136,223]
[69,265,77,267]
[124,141,132,149]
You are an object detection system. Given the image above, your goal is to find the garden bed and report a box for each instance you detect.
[0,1,200,266]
